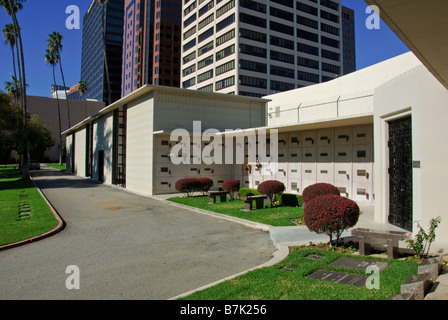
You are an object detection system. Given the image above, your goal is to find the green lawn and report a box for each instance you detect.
[178,247,418,300]
[0,165,59,246]
[45,162,66,171]
[167,195,303,226]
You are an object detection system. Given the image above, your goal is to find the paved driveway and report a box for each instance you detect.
[0,168,275,300]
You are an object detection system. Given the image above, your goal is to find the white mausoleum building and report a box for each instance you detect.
[64,51,448,252]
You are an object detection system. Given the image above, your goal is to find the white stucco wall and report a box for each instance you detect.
[74,128,86,177]
[374,65,448,251]
[125,94,155,196]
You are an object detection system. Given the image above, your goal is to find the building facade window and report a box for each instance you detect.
[240,59,267,73]
[215,75,235,90]
[216,59,235,75]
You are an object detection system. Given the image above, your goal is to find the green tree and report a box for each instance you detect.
[45,49,63,165]
[47,31,71,127]
[2,23,19,102]
[98,0,111,105]
[78,79,89,98]
[1,0,29,179]
[0,93,54,163]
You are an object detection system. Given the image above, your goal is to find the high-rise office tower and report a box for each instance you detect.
[342,5,356,75]
[180,0,355,97]
[81,0,124,104]
[122,0,182,98]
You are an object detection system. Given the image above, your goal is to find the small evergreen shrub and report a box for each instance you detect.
[222,179,241,200]
[257,180,285,207]
[175,178,201,197]
[197,177,213,195]
[239,187,261,198]
[302,183,340,203]
[303,194,360,246]
[281,193,304,207]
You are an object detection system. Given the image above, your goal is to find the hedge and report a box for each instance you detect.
[238,187,261,198]
[175,177,213,196]
[222,179,241,200]
[303,194,360,245]
[302,183,340,203]
[257,180,285,207]
[281,193,304,207]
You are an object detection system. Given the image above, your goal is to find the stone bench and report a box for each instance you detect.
[351,228,407,259]
[242,195,268,210]
[208,191,228,204]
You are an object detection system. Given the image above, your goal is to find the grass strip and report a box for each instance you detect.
[0,165,59,246]
[167,195,303,227]
[178,247,418,300]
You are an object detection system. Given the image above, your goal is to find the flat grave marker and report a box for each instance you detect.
[330,257,390,271]
[308,269,367,287]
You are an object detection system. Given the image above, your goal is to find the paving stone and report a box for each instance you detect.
[306,254,325,260]
[401,273,432,300]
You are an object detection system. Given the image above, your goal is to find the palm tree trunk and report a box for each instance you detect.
[101,5,112,105]
[58,57,71,128]
[9,0,28,179]
[10,46,19,104]
[52,66,63,166]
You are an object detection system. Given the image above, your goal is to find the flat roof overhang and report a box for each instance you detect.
[364,0,448,91]
[62,85,270,135]
[216,114,374,137]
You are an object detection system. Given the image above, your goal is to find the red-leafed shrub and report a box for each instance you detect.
[302,183,340,203]
[222,179,240,200]
[303,194,360,246]
[257,180,285,207]
[175,178,201,197]
[197,177,213,195]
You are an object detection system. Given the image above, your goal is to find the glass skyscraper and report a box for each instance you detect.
[81,0,124,104]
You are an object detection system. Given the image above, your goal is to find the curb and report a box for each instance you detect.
[0,176,66,252]
[169,243,291,300]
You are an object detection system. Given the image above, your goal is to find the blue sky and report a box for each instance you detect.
[0,0,410,98]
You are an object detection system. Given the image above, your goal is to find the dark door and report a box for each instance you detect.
[388,116,413,231]
[98,150,104,182]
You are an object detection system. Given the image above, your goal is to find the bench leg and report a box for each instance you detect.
[219,194,226,202]
[255,199,263,209]
[209,195,216,204]
[244,201,252,210]
[358,236,371,256]
[387,238,399,259]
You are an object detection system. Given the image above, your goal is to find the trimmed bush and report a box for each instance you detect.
[239,187,261,198]
[281,193,304,207]
[197,177,213,195]
[175,178,201,197]
[222,179,241,200]
[257,180,285,207]
[303,194,360,246]
[302,183,340,203]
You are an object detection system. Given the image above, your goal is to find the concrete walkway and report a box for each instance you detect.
[0,167,275,300]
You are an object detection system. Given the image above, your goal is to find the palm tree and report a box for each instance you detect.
[1,0,29,179]
[4,76,19,97]
[78,79,89,98]
[98,0,112,105]
[47,31,71,128]
[2,23,19,102]
[78,79,89,117]
[45,49,63,166]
